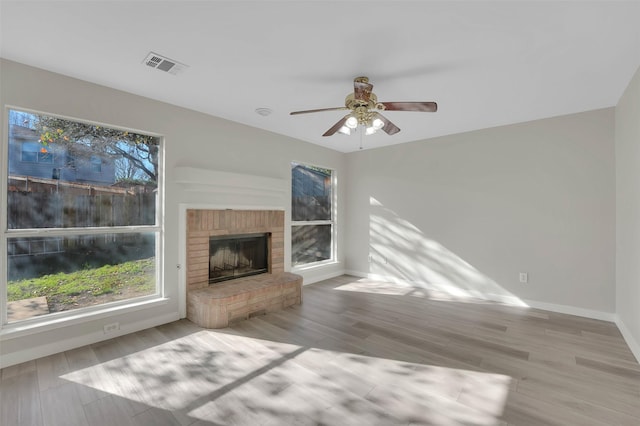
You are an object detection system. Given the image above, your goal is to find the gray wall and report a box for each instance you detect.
[344,108,616,313]
[615,65,640,358]
[0,59,345,366]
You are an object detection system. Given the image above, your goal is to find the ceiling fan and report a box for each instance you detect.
[290,76,437,137]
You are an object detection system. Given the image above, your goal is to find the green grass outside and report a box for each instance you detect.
[8,258,155,304]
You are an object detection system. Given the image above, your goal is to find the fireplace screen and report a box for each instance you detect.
[209,233,269,283]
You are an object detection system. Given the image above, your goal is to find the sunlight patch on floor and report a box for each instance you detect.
[61,331,512,424]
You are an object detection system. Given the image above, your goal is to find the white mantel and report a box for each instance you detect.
[174,166,288,209]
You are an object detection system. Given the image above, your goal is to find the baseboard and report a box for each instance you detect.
[292,265,345,285]
[346,270,617,322]
[0,312,179,369]
[343,270,527,306]
[523,299,616,322]
[344,269,368,278]
[303,271,345,285]
[615,316,640,363]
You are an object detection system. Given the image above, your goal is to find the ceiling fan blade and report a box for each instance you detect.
[374,112,400,135]
[290,107,348,115]
[354,80,373,102]
[323,115,351,137]
[380,101,438,112]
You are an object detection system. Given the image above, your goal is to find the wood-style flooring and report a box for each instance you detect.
[1,275,639,425]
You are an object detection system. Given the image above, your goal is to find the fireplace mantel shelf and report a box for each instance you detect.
[174,167,287,195]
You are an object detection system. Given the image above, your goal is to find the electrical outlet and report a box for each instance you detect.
[519,272,528,283]
[103,322,120,334]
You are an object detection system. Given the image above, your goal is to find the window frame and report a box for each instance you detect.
[1,106,165,332]
[290,161,336,269]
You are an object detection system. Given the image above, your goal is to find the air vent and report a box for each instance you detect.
[142,52,188,75]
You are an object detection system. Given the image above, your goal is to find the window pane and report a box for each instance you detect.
[7,110,159,229]
[90,155,102,172]
[6,233,156,322]
[21,142,39,163]
[292,163,332,221]
[292,224,331,266]
[21,151,37,163]
[38,151,53,163]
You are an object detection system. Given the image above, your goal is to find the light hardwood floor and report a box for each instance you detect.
[1,275,639,425]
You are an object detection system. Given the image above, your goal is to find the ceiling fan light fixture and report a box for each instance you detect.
[345,115,358,129]
[365,126,378,136]
[363,116,384,135]
[338,126,351,135]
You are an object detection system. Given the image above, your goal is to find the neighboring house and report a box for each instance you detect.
[291,164,330,199]
[8,124,116,186]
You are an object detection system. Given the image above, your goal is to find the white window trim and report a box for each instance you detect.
[1,106,165,329]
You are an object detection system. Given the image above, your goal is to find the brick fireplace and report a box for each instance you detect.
[186,209,285,291]
[185,209,301,328]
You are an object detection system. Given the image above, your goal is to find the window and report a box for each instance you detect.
[21,141,53,163]
[65,154,76,168]
[90,155,102,172]
[291,162,334,266]
[3,108,162,324]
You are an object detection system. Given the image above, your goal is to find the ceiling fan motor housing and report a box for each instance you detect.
[345,93,385,125]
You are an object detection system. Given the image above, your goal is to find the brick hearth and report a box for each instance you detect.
[187,272,302,328]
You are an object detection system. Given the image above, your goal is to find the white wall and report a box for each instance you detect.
[615,65,640,361]
[0,59,345,367]
[345,109,616,314]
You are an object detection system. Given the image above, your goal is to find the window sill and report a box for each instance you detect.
[0,296,170,341]
[292,259,341,273]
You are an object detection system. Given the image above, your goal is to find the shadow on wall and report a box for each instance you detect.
[368,196,525,306]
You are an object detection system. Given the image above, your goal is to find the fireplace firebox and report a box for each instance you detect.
[209,233,269,284]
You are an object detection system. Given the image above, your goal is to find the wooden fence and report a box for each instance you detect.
[8,191,156,228]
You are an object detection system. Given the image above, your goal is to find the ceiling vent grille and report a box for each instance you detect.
[143,52,188,75]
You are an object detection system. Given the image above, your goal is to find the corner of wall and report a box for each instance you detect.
[614,63,640,364]
[615,315,640,363]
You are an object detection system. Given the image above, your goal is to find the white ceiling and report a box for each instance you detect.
[1,1,639,153]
